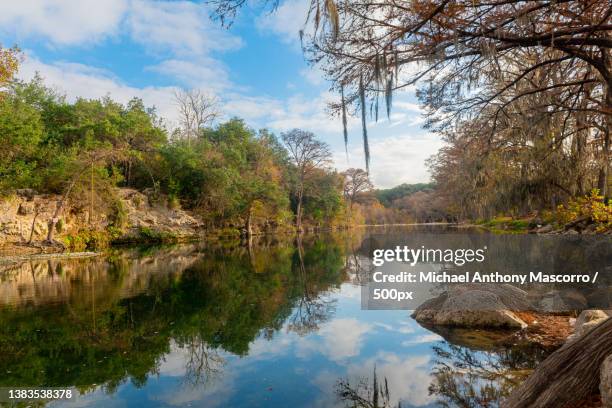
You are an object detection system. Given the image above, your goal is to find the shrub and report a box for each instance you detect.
[556,189,612,232]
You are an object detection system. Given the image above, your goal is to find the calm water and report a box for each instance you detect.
[0,226,609,407]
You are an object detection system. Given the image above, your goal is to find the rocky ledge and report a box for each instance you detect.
[0,188,204,253]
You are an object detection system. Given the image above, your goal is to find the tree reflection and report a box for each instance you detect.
[183,337,224,386]
[336,367,397,408]
[0,235,346,396]
[287,235,338,335]
[428,339,549,407]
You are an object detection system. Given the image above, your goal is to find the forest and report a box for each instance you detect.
[0,47,456,243]
[0,59,359,238]
[219,0,612,232]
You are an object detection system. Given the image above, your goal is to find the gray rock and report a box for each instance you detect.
[536,224,554,234]
[412,284,529,329]
[601,355,612,407]
[17,202,34,215]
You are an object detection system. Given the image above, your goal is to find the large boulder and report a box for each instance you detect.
[412,284,531,329]
[601,355,612,407]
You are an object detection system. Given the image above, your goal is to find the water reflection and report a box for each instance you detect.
[0,226,608,407]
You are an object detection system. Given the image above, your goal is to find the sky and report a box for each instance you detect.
[0,0,443,188]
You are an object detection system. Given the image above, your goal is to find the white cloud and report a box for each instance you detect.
[19,54,180,125]
[222,94,285,123]
[2,0,241,94]
[128,0,242,57]
[129,1,243,91]
[256,0,309,45]
[300,67,324,86]
[265,91,358,134]
[334,133,443,188]
[401,333,443,345]
[148,58,232,91]
[317,318,372,361]
[0,0,127,46]
[394,101,423,113]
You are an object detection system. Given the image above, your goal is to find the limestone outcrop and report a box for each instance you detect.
[0,188,204,251]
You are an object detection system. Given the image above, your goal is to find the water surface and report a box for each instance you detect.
[0,226,609,407]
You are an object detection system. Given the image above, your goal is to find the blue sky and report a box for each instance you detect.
[0,0,443,188]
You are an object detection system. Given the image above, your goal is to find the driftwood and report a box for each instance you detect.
[502,318,612,408]
[563,215,590,230]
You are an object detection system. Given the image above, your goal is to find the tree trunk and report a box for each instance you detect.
[598,83,611,202]
[245,207,253,238]
[296,185,304,232]
[27,210,39,244]
[46,179,77,243]
[502,318,612,408]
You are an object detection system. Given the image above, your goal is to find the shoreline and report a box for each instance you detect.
[0,250,100,265]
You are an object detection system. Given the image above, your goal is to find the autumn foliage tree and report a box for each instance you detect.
[0,45,19,89]
[342,168,373,210]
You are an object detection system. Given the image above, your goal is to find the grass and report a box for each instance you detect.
[475,216,533,234]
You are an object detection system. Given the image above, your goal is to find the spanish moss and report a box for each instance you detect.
[359,75,370,172]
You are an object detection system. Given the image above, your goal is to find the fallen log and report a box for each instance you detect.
[502,318,612,408]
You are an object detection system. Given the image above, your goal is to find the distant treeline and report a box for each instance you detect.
[374,183,435,207]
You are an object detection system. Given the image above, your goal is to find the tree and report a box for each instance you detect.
[0,45,18,89]
[211,0,611,201]
[238,133,289,237]
[342,168,373,210]
[281,129,332,231]
[297,1,610,189]
[174,88,219,144]
[503,318,612,408]
[0,86,44,193]
[45,147,124,243]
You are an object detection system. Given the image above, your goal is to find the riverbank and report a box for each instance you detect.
[469,192,612,235]
[470,214,611,235]
[0,188,356,256]
[0,247,99,265]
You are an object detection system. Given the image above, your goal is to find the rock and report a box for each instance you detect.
[15,189,37,200]
[17,202,34,215]
[412,284,530,329]
[535,224,554,234]
[601,355,612,407]
[535,290,588,313]
[567,309,610,342]
[1,221,21,235]
[565,228,579,235]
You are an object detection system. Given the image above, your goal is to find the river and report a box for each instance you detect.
[0,226,609,407]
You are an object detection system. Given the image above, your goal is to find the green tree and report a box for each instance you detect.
[281,129,332,231]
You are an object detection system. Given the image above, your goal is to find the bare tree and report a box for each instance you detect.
[281,129,332,231]
[342,168,373,211]
[174,89,220,144]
